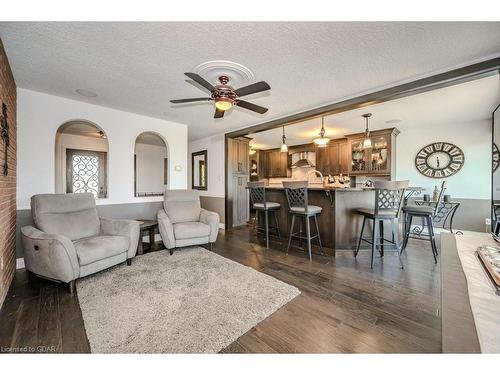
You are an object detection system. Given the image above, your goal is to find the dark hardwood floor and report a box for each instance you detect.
[0,226,441,353]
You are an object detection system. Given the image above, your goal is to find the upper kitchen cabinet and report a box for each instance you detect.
[229,137,250,174]
[264,148,289,177]
[347,128,399,177]
[315,145,329,174]
[315,138,349,175]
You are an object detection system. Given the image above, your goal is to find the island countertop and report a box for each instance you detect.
[265,183,367,192]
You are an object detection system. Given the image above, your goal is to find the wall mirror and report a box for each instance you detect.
[492,104,500,238]
[192,150,208,190]
[134,132,169,197]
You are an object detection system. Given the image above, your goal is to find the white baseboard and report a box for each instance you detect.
[16,258,25,269]
[218,223,225,230]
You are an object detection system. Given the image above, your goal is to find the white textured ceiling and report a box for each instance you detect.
[1,22,500,140]
[249,74,500,149]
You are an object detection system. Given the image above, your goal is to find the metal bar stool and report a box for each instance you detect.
[247,181,281,248]
[354,180,409,269]
[283,181,323,261]
[401,181,447,264]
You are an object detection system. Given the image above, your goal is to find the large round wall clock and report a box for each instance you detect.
[493,143,499,172]
[415,142,465,178]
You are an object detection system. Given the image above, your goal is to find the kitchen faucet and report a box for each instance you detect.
[307,169,324,184]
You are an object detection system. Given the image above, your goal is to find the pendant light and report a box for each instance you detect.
[313,116,330,147]
[248,139,256,155]
[280,125,288,152]
[362,113,373,149]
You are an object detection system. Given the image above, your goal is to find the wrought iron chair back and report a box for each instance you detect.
[283,180,308,212]
[373,180,409,217]
[433,180,447,217]
[247,181,266,208]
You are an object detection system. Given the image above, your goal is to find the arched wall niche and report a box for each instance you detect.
[54,119,109,198]
[134,131,169,197]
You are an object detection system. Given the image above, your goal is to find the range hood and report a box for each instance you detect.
[291,151,316,168]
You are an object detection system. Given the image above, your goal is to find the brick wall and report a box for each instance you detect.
[0,39,17,309]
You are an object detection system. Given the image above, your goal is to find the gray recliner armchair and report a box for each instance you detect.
[157,190,219,254]
[21,193,140,294]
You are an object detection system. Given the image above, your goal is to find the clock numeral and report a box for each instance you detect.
[424,146,434,154]
[442,143,453,152]
[434,170,442,178]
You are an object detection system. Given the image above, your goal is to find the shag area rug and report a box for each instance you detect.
[77,246,300,353]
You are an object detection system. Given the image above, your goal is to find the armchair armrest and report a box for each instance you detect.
[100,217,140,259]
[21,226,79,283]
[157,209,175,249]
[200,208,220,243]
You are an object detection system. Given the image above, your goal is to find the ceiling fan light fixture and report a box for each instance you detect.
[215,98,233,111]
[313,116,330,147]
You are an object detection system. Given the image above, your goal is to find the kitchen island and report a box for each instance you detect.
[259,184,376,256]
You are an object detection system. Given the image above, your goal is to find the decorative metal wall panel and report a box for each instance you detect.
[66,149,107,198]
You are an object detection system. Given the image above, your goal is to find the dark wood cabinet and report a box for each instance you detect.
[229,137,249,174]
[232,174,249,226]
[347,128,399,177]
[315,145,330,174]
[264,149,288,177]
[339,142,349,174]
[227,137,250,228]
[257,150,267,179]
[315,138,349,175]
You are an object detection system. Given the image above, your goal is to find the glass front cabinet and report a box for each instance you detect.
[347,128,399,177]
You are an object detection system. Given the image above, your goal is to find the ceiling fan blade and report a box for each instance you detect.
[236,100,268,114]
[214,108,225,119]
[234,81,270,97]
[170,97,211,103]
[184,72,216,92]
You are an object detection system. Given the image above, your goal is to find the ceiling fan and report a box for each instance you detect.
[170,73,271,119]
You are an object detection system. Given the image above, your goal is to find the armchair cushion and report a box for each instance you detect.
[173,222,210,240]
[74,235,129,266]
[164,190,201,224]
[31,193,100,241]
[100,217,140,259]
